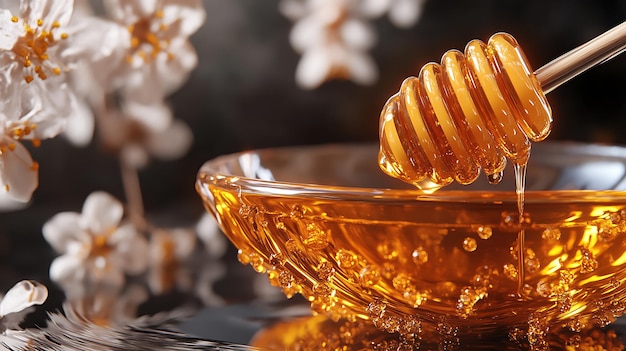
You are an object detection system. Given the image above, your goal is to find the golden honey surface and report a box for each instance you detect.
[199,170,626,345]
[378,33,552,190]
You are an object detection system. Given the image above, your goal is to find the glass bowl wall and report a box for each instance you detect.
[196,142,626,340]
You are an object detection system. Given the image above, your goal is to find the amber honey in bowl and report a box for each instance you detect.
[196,142,626,345]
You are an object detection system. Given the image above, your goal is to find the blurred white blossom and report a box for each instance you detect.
[147,227,196,295]
[0,0,108,201]
[281,0,377,89]
[98,102,193,169]
[281,0,426,89]
[0,280,47,333]
[43,191,149,286]
[101,0,206,105]
[360,0,425,28]
[196,213,228,259]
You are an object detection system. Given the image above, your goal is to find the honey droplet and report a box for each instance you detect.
[335,249,358,269]
[503,263,518,281]
[542,227,561,240]
[411,247,429,264]
[302,222,328,250]
[359,265,381,288]
[475,225,493,239]
[377,239,400,260]
[579,248,599,274]
[462,237,477,252]
[487,171,503,185]
[317,260,335,281]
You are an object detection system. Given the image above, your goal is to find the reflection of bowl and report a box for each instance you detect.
[251,314,625,350]
[196,142,626,342]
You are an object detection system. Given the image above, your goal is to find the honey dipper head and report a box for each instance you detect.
[378,33,552,191]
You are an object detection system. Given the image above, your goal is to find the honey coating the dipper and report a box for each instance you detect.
[378,33,552,190]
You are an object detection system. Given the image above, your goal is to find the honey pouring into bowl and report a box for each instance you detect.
[197,21,626,350]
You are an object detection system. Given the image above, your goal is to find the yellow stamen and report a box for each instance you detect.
[31,161,39,171]
[36,19,43,26]
[10,16,18,23]
[4,184,9,192]
[24,75,34,83]
[24,60,31,67]
[52,67,61,75]
[52,21,60,28]
[60,33,68,39]
[8,143,15,151]
[32,138,41,147]
[155,10,164,19]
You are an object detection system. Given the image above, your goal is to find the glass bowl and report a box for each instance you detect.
[196,141,626,345]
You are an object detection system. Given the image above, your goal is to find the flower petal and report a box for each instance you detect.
[0,140,38,202]
[0,9,21,51]
[42,211,85,253]
[20,0,74,27]
[146,118,193,161]
[295,48,332,89]
[63,99,94,147]
[162,0,206,37]
[109,223,149,275]
[0,280,48,316]
[49,254,86,283]
[81,191,124,235]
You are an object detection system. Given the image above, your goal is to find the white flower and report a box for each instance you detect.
[98,102,193,169]
[0,0,113,201]
[43,191,149,286]
[102,0,206,105]
[360,0,425,28]
[147,227,196,295]
[196,213,228,259]
[61,281,149,327]
[282,0,377,89]
[0,280,48,333]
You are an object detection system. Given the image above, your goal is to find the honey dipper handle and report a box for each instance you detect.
[535,21,626,94]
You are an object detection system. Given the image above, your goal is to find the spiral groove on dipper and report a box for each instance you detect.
[379,33,552,190]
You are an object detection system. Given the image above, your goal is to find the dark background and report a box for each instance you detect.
[1,0,626,288]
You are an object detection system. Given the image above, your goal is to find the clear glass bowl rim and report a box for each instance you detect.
[196,141,626,204]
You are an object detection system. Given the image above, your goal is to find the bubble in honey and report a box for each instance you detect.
[527,314,548,351]
[359,265,381,288]
[474,225,493,239]
[317,260,335,281]
[381,262,396,280]
[393,273,427,307]
[472,265,499,290]
[525,249,541,274]
[565,335,581,348]
[289,204,305,219]
[411,247,429,264]
[269,253,285,267]
[456,286,486,318]
[462,237,477,252]
[377,239,400,260]
[503,263,518,281]
[542,227,561,240]
[557,292,573,313]
[565,316,584,332]
[366,299,386,319]
[579,247,599,274]
[336,249,359,269]
[275,220,287,231]
[302,222,329,250]
[398,315,422,336]
[277,269,293,287]
[536,280,551,297]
